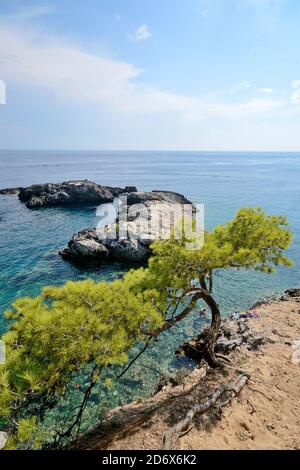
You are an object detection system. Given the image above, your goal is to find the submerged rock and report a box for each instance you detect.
[59,190,194,264]
[18,180,137,208]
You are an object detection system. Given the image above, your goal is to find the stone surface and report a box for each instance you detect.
[0,187,23,195]
[291,340,300,365]
[59,190,193,264]
[18,180,137,208]
[285,288,300,298]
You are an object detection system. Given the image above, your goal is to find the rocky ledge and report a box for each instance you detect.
[17,180,138,208]
[59,190,193,263]
[177,288,300,363]
[0,187,23,195]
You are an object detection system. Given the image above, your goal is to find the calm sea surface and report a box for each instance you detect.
[0,150,299,434]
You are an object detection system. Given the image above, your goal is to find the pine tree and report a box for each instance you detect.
[0,207,292,448]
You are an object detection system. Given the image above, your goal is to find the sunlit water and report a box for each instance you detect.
[0,150,299,438]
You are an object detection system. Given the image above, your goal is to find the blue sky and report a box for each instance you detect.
[0,0,300,150]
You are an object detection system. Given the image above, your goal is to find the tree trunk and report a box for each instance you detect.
[150,277,222,368]
[176,280,222,368]
[200,290,222,368]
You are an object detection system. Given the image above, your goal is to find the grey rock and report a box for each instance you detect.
[285,288,300,298]
[125,190,191,206]
[71,239,109,258]
[18,180,138,208]
[59,191,193,264]
[216,318,274,353]
[0,187,23,195]
[61,228,150,263]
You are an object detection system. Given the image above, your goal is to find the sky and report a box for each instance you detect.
[0,0,300,151]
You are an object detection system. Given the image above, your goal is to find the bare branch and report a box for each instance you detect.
[116,338,153,380]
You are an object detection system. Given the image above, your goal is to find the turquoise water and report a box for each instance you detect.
[0,150,299,436]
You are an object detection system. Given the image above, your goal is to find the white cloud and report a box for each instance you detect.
[234,97,284,115]
[0,25,142,104]
[291,80,300,104]
[292,80,300,89]
[133,24,151,43]
[258,87,274,93]
[0,21,291,127]
[292,91,300,104]
[233,81,252,92]
[0,80,6,104]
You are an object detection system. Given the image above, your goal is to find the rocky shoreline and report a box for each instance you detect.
[0,187,23,195]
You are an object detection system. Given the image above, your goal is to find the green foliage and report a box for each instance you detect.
[212,208,292,272]
[0,207,292,448]
[147,207,292,296]
[0,278,162,446]
[4,417,44,450]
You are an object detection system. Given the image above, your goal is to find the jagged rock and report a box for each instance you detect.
[125,190,191,206]
[177,316,275,361]
[71,239,109,258]
[18,180,137,208]
[59,191,193,264]
[217,318,275,352]
[60,227,151,263]
[0,187,23,195]
[285,288,300,298]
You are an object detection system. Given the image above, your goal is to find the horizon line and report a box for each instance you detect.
[1,148,300,153]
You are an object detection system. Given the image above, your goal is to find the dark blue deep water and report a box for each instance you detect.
[0,150,299,434]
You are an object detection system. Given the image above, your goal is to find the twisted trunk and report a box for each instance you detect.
[147,276,222,368]
[199,289,222,368]
[175,278,222,368]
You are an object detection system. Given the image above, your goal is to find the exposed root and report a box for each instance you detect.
[162,373,249,450]
[246,385,273,401]
[247,398,257,415]
[215,353,233,364]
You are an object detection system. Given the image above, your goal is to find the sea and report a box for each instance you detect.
[0,149,299,436]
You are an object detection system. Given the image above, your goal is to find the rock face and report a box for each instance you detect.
[0,187,23,195]
[285,288,300,298]
[18,180,137,208]
[59,190,193,264]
